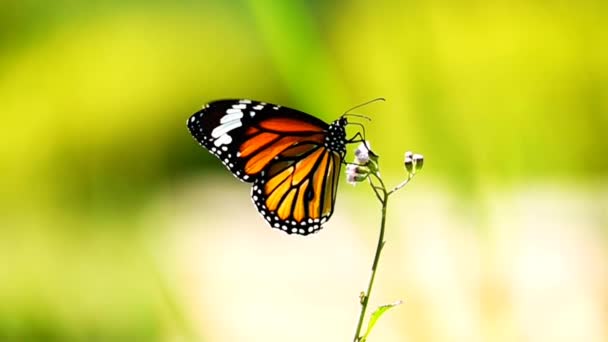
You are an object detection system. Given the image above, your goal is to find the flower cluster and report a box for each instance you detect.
[346,142,378,185]
[404,151,424,174]
[346,142,424,185]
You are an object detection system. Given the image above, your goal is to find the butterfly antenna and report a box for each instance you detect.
[343,112,372,121]
[342,97,386,116]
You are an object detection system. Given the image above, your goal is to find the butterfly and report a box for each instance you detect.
[187,99,373,235]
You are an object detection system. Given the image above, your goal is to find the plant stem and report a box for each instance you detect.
[353,178,388,342]
[388,173,414,195]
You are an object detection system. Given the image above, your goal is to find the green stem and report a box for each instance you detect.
[388,173,414,195]
[353,178,388,342]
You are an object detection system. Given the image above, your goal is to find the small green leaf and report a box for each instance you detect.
[360,300,402,342]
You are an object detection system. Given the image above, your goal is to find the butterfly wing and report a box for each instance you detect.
[252,147,343,235]
[187,99,329,182]
[188,99,346,235]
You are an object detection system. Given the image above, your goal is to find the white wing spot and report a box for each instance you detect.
[221,112,243,123]
[226,108,243,115]
[211,120,242,139]
[214,134,232,147]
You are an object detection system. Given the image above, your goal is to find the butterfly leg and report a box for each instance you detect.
[346,122,368,143]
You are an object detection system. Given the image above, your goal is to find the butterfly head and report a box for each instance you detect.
[340,99,377,147]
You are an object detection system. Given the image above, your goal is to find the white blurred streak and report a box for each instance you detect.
[157,179,608,341]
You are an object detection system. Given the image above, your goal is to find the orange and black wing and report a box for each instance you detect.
[252,145,343,235]
[187,99,347,234]
[188,99,329,182]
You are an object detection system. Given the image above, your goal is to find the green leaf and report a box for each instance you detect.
[360,300,402,342]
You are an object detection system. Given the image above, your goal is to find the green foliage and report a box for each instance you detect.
[361,301,403,342]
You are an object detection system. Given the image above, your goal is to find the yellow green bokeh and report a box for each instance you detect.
[1,1,606,341]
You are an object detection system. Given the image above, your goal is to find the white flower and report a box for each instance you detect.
[346,164,370,185]
[354,142,371,164]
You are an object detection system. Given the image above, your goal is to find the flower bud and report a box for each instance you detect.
[413,154,424,171]
[346,164,370,185]
[404,152,414,173]
[354,142,371,164]
[404,151,424,174]
[354,141,380,175]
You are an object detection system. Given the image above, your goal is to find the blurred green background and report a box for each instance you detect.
[1,0,607,341]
